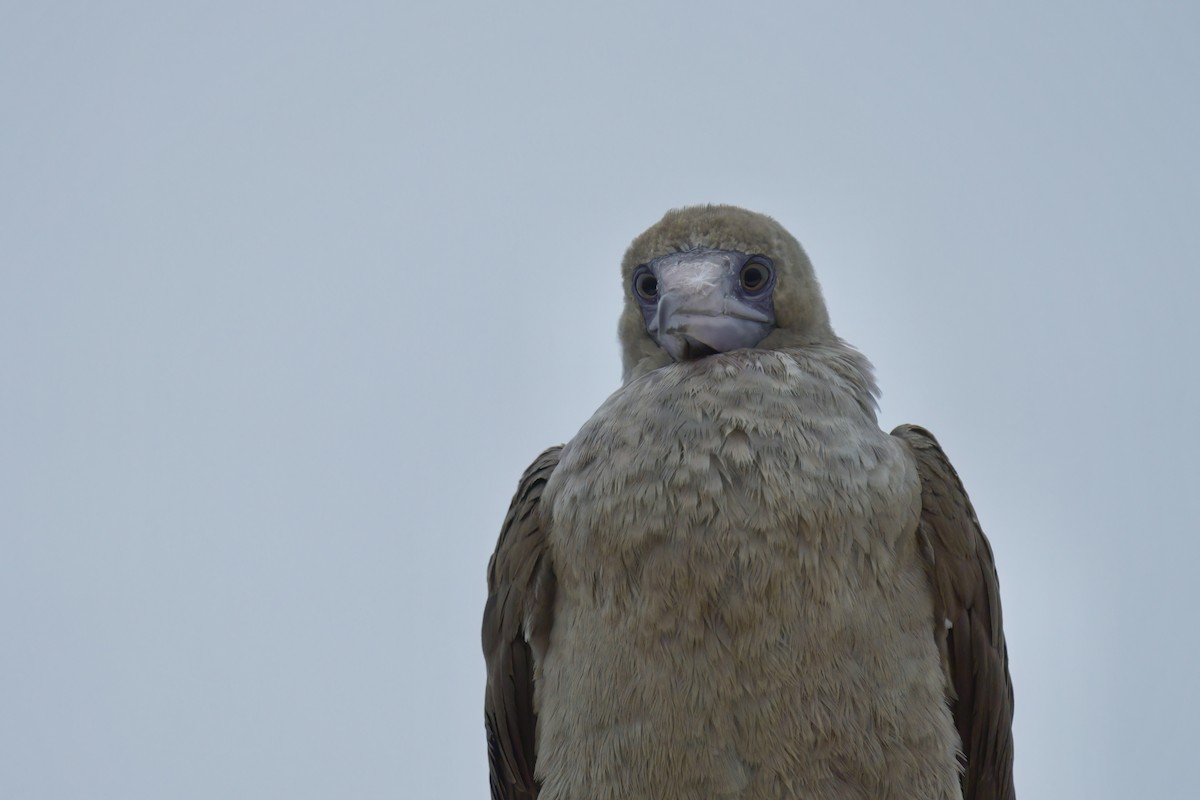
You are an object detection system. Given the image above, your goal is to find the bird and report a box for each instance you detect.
[482,205,1015,800]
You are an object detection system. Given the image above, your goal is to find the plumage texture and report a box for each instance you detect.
[483,205,1015,800]
[484,447,560,800]
[894,425,1016,800]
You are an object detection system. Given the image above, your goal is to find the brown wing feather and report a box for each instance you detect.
[482,446,561,800]
[892,424,1016,800]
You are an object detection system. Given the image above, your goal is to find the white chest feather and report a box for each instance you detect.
[534,349,962,800]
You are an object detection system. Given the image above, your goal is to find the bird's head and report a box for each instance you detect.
[619,205,833,382]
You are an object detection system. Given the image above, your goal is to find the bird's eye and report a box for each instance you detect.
[634,269,659,301]
[740,259,772,293]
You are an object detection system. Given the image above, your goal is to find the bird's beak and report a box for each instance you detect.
[649,257,775,362]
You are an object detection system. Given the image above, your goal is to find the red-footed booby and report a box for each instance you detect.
[483,205,1015,800]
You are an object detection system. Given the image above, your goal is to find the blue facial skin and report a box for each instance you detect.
[633,248,777,361]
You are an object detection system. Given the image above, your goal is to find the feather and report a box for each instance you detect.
[893,424,1016,800]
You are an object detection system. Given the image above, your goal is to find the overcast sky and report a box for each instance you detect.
[3,3,1198,798]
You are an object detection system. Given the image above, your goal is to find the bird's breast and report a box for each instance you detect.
[547,349,919,605]
[534,350,960,800]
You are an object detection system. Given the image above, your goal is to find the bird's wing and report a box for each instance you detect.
[482,446,562,800]
[891,424,1016,800]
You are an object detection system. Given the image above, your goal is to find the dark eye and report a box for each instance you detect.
[739,258,772,293]
[634,269,659,301]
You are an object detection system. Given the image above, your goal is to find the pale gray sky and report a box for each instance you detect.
[2,2,1197,798]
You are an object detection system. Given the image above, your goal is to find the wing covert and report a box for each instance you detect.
[892,424,1016,800]
[482,446,561,800]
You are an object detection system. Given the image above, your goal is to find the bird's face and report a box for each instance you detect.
[632,248,777,362]
[618,205,833,383]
